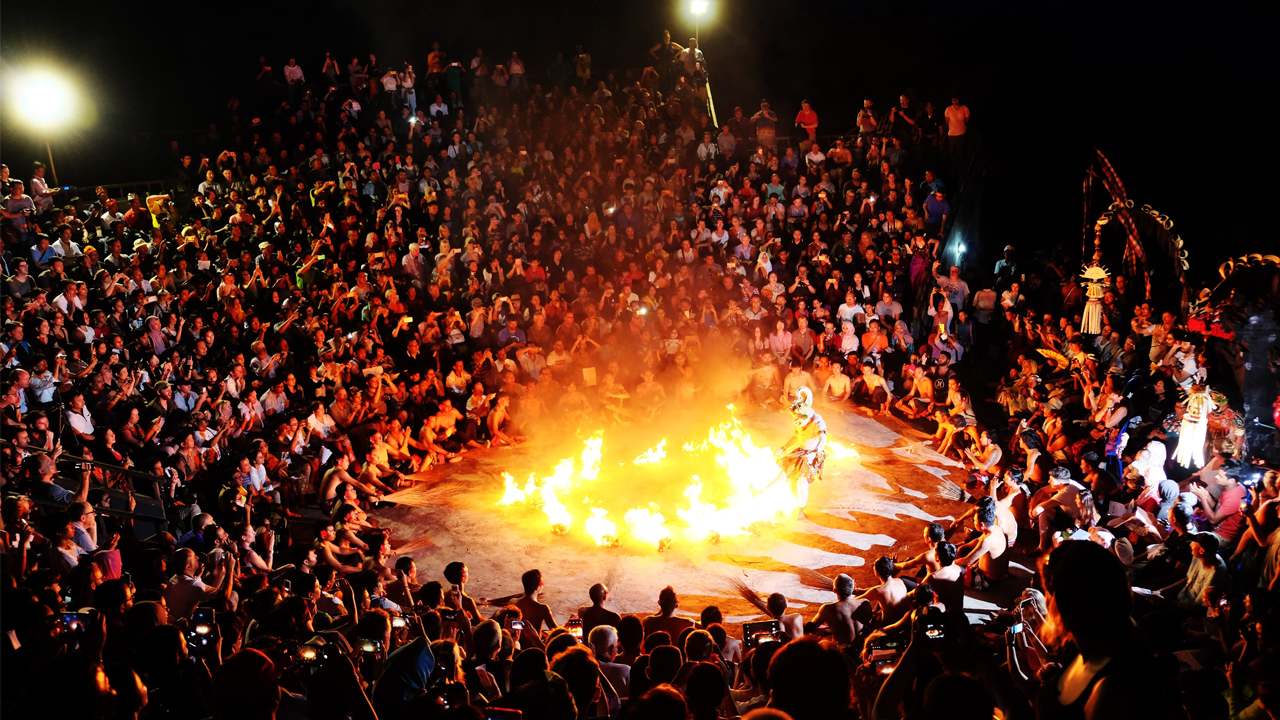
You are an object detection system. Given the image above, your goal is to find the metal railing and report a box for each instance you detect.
[73,180,172,201]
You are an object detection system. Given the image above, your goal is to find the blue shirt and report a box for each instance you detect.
[924,196,951,225]
[497,327,526,346]
[32,245,57,266]
[37,481,75,505]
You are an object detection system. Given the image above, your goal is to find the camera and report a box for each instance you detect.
[358,638,384,654]
[742,619,782,649]
[184,608,217,654]
[59,610,90,634]
[565,617,583,640]
[862,630,906,675]
[918,605,946,642]
[391,615,409,629]
[192,607,216,631]
[296,640,340,674]
[187,628,215,654]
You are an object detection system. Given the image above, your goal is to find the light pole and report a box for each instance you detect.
[688,0,718,126]
[691,0,708,43]
[7,66,80,185]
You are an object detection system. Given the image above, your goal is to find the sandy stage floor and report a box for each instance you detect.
[379,404,973,624]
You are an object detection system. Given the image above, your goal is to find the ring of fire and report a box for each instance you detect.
[497,404,858,550]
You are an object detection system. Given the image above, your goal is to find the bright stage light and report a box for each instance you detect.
[7,66,79,131]
[691,0,710,16]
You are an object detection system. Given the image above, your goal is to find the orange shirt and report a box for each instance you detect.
[861,331,889,354]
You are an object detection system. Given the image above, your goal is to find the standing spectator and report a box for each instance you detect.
[29,162,60,213]
[794,100,819,142]
[751,100,779,150]
[944,95,971,163]
[888,93,918,141]
[856,98,879,137]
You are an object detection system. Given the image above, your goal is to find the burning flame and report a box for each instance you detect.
[632,439,667,465]
[584,508,619,546]
[496,406,858,550]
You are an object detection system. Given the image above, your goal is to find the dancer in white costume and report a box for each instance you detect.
[1174,383,1215,468]
[780,387,827,512]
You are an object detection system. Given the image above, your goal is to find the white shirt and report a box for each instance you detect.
[445,370,471,393]
[680,47,704,75]
[836,302,864,323]
[194,425,219,449]
[1177,355,1201,388]
[29,370,57,403]
[53,240,82,257]
[67,406,95,437]
[307,412,336,439]
[839,328,860,355]
[53,292,83,315]
[261,389,288,415]
[239,398,265,425]
[600,661,631,700]
[1131,440,1168,489]
[247,462,269,492]
[283,63,305,84]
[30,176,55,211]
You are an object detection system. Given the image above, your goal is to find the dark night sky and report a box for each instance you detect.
[1,0,1270,273]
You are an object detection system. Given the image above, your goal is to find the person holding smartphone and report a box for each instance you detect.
[442,561,481,622]
[164,547,237,620]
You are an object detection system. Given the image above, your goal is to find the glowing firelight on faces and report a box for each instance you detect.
[497,406,857,549]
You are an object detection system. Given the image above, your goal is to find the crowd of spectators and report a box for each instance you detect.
[1,33,1277,720]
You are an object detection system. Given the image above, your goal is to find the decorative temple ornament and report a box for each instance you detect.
[1079,213,1113,335]
[1079,263,1110,335]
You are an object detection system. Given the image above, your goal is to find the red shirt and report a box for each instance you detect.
[1213,484,1246,544]
[795,109,819,137]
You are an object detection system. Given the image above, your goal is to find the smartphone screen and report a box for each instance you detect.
[193,607,215,629]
